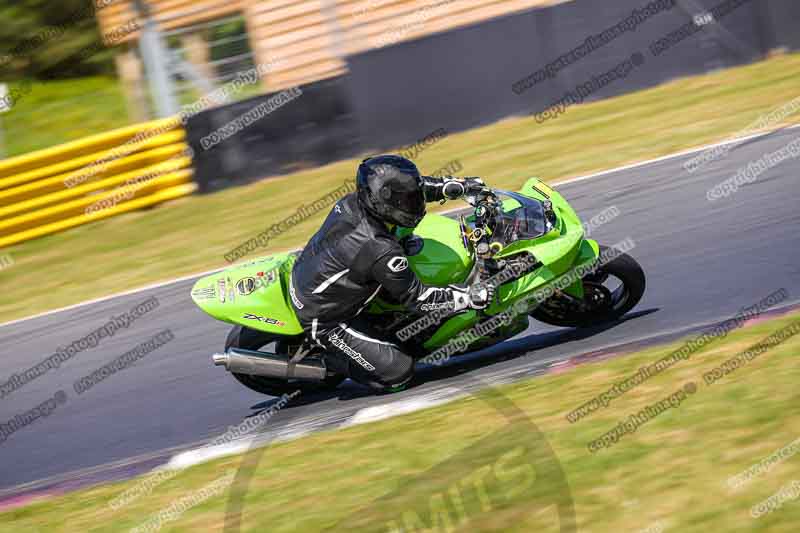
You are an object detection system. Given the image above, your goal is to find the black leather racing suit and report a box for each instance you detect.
[290,179,471,390]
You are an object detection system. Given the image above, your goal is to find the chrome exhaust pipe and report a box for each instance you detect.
[211,348,326,381]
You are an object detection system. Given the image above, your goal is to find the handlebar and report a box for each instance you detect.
[466,189,501,258]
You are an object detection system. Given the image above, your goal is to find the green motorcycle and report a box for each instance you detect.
[191,177,645,396]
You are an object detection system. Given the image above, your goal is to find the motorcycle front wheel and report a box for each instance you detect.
[530,245,645,328]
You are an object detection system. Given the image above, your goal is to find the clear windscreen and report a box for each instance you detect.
[490,191,548,243]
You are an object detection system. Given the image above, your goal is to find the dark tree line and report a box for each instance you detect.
[0,0,115,80]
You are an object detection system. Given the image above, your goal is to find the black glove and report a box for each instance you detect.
[450,281,496,311]
[467,281,496,309]
[462,177,486,196]
[441,177,486,200]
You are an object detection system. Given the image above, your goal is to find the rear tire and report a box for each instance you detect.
[531,245,645,328]
[225,325,345,397]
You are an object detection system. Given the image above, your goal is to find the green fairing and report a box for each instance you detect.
[400,215,474,285]
[490,178,595,308]
[190,254,304,335]
[192,177,603,355]
[422,178,599,349]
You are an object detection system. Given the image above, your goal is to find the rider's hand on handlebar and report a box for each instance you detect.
[441,177,487,200]
[467,282,496,309]
[462,177,486,196]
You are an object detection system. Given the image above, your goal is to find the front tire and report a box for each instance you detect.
[225,325,345,397]
[531,245,645,328]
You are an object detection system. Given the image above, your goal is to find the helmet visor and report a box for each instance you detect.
[387,178,425,225]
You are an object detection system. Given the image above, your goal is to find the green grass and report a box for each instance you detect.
[1,53,800,323]
[2,310,799,532]
[1,76,129,157]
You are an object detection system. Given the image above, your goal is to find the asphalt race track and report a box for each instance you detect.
[1,127,799,498]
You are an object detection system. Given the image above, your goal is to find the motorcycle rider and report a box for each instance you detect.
[290,155,494,392]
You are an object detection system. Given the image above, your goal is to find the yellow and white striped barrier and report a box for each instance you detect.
[0,118,196,248]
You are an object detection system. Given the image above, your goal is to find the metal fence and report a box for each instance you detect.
[163,14,258,106]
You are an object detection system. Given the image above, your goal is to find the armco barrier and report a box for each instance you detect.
[0,119,196,248]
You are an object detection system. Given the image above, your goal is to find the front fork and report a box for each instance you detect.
[536,239,605,311]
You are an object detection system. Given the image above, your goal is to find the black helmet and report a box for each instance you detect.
[356,155,426,228]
